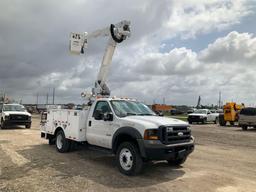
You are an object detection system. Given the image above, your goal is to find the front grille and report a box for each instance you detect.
[188,115,201,121]
[9,114,28,121]
[159,126,191,144]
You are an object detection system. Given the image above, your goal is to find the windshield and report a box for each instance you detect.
[3,105,26,112]
[194,109,207,114]
[110,100,156,117]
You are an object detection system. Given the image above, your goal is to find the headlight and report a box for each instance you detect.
[199,116,204,119]
[5,115,9,120]
[144,129,159,140]
[28,116,31,120]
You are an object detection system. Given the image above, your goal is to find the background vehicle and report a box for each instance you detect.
[0,103,32,129]
[187,109,219,124]
[238,107,256,130]
[219,102,244,126]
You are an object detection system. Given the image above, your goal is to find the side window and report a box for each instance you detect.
[93,101,111,117]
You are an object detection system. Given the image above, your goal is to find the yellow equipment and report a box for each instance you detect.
[219,102,244,126]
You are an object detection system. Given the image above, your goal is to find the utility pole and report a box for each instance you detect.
[52,88,55,104]
[36,93,39,105]
[163,97,165,105]
[46,93,49,105]
[218,91,222,108]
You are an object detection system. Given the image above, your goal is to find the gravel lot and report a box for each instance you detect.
[0,115,256,192]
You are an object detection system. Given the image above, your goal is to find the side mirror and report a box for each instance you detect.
[104,113,113,121]
[94,110,103,120]
[207,112,210,114]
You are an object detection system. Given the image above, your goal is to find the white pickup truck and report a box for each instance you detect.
[41,98,194,175]
[0,103,32,129]
[187,109,219,124]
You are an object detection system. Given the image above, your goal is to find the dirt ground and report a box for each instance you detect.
[0,115,256,192]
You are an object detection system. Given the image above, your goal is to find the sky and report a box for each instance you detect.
[0,0,256,106]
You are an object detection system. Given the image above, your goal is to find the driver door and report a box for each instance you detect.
[86,101,113,149]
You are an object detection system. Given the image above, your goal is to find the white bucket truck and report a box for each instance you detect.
[41,21,194,175]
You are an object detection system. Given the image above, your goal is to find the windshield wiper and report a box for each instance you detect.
[126,112,138,116]
[137,113,155,116]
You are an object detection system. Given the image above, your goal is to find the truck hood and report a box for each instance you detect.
[122,115,188,128]
[188,113,207,117]
[3,111,31,116]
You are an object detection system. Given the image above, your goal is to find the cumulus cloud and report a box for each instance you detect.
[199,31,256,65]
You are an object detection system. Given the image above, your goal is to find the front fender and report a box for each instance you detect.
[112,127,144,154]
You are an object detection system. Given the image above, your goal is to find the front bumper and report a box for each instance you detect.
[188,116,204,122]
[138,137,195,160]
[4,119,31,126]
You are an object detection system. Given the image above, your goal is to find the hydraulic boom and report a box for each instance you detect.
[69,20,131,97]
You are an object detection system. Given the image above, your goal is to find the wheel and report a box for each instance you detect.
[242,125,248,131]
[219,114,226,126]
[55,130,70,153]
[116,142,143,176]
[230,121,235,126]
[0,119,5,129]
[25,124,31,129]
[168,156,187,166]
[214,117,219,124]
[202,118,207,124]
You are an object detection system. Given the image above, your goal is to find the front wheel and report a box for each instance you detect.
[25,124,31,129]
[168,156,187,166]
[116,142,143,176]
[0,119,5,129]
[214,117,219,124]
[242,125,248,131]
[56,130,70,153]
[202,118,207,124]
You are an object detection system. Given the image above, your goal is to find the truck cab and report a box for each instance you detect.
[187,109,219,124]
[0,103,32,129]
[41,98,194,175]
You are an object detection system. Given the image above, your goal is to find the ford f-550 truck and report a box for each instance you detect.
[41,98,194,175]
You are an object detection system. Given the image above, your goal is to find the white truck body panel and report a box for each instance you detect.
[42,109,88,142]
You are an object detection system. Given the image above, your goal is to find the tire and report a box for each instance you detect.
[55,130,70,153]
[25,124,31,129]
[0,119,5,129]
[202,118,207,124]
[168,156,187,166]
[116,142,143,176]
[242,125,248,131]
[219,114,226,126]
[214,117,219,124]
[230,121,235,126]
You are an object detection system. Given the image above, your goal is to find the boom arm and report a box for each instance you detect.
[70,20,131,97]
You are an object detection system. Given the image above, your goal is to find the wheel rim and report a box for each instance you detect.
[119,148,133,171]
[56,133,63,149]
